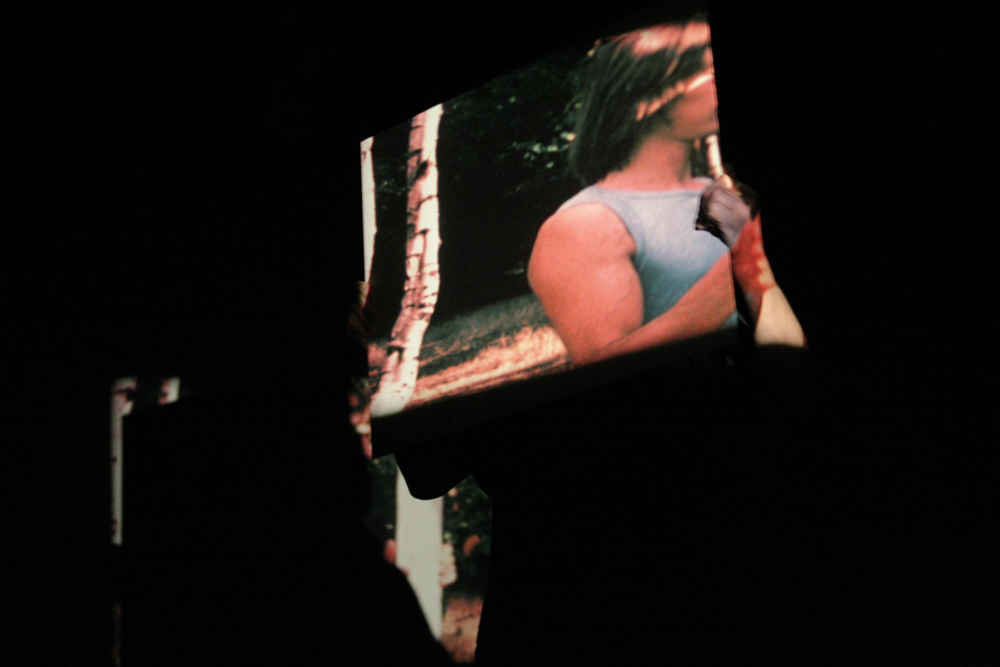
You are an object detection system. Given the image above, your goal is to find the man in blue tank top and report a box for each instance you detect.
[393,15,811,667]
[470,16,809,666]
[528,19,804,369]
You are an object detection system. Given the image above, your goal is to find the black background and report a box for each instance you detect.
[3,1,995,663]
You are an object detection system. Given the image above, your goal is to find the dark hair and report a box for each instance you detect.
[568,18,711,186]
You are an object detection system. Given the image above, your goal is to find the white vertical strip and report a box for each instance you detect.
[369,104,444,418]
[360,136,377,285]
[395,468,444,639]
[704,133,733,188]
[110,377,136,546]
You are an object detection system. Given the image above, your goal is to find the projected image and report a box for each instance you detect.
[363,454,492,663]
[359,8,803,454]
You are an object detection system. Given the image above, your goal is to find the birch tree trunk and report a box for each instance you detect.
[370,104,444,417]
[395,473,445,639]
[360,136,377,285]
[354,137,378,457]
[366,113,447,635]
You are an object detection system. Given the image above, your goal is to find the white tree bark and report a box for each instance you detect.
[369,110,448,635]
[360,136,377,284]
[395,472,444,639]
[370,104,444,417]
[356,137,378,455]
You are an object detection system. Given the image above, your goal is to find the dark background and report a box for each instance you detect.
[3,1,995,663]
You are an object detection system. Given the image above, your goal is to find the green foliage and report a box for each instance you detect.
[368,39,594,325]
[443,475,492,599]
[439,48,585,202]
[362,456,494,601]
[372,119,411,199]
[362,454,398,547]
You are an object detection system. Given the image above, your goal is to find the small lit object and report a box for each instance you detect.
[158,377,180,405]
[704,134,734,189]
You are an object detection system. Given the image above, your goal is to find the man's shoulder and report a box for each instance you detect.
[537,201,631,250]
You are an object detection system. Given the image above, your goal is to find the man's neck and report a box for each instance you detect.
[596,134,702,191]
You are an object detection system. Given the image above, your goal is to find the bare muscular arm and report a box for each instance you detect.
[528,203,736,366]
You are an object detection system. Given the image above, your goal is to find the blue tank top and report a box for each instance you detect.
[557,181,739,330]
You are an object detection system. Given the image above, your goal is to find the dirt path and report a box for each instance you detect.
[407,325,570,409]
